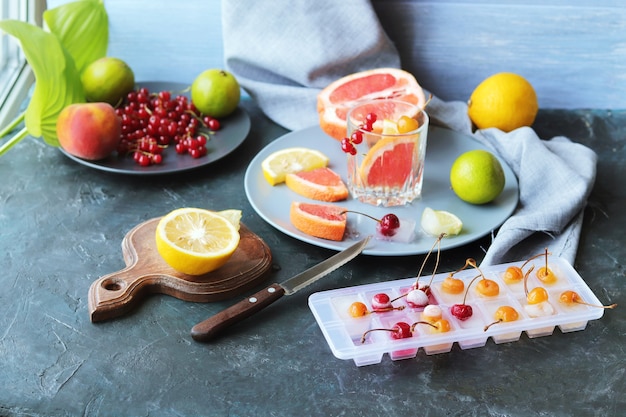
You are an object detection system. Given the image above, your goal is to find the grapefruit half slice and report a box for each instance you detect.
[317,68,426,140]
[359,136,417,188]
[289,202,347,241]
[285,167,349,202]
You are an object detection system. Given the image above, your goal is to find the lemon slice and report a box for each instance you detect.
[420,207,463,237]
[215,209,242,231]
[261,147,329,186]
[382,119,399,134]
[155,208,240,275]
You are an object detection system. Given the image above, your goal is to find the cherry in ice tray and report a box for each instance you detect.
[308,254,615,367]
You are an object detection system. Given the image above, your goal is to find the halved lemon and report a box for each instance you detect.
[261,147,329,186]
[420,207,463,237]
[155,208,240,275]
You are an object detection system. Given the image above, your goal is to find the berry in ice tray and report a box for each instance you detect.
[308,252,615,367]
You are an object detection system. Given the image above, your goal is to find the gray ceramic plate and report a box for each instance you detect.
[244,125,519,256]
[59,82,251,175]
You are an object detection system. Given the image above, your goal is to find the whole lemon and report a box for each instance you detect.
[450,150,505,204]
[81,57,135,106]
[468,72,538,132]
[191,69,241,118]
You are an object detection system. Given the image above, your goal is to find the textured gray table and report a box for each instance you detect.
[1,101,624,417]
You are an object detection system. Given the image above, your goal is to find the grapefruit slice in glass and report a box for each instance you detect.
[358,136,417,188]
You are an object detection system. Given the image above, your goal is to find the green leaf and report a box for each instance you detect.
[44,0,108,74]
[0,20,84,146]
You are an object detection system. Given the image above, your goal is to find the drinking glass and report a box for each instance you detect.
[345,99,429,207]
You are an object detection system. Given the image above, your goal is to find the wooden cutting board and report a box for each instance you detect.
[88,217,273,322]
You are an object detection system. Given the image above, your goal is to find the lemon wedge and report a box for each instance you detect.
[155,208,240,275]
[382,119,399,135]
[261,147,329,186]
[420,207,463,237]
[215,209,242,231]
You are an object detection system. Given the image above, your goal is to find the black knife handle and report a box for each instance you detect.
[191,283,286,342]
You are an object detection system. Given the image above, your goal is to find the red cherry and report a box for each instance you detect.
[451,303,473,321]
[371,293,391,311]
[377,213,400,236]
[390,322,412,339]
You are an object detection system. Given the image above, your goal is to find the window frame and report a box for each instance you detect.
[0,0,45,129]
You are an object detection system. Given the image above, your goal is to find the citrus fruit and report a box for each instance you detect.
[317,68,426,140]
[155,208,240,276]
[420,207,463,236]
[285,167,349,202]
[191,69,241,118]
[215,209,242,231]
[359,136,417,188]
[468,72,538,132]
[261,147,329,186]
[289,202,347,241]
[81,57,135,106]
[449,150,505,204]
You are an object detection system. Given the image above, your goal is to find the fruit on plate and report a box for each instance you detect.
[262,147,329,186]
[468,72,538,132]
[285,167,348,202]
[289,201,347,241]
[56,102,122,160]
[317,68,426,140]
[340,210,401,237]
[450,150,505,205]
[155,208,240,276]
[191,69,241,118]
[81,57,135,106]
[420,207,463,237]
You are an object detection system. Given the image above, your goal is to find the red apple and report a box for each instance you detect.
[56,102,121,160]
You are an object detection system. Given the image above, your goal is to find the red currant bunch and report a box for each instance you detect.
[341,112,377,155]
[114,87,222,166]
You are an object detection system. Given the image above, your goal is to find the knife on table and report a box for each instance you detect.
[191,236,371,342]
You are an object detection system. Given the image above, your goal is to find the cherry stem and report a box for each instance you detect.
[339,210,381,223]
[410,321,438,332]
[484,319,503,332]
[414,233,446,289]
[576,300,617,309]
[371,305,406,314]
[523,265,535,297]
[519,250,551,272]
[361,328,396,344]
[421,94,433,111]
[463,273,482,305]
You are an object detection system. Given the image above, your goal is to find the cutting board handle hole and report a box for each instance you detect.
[101,278,125,292]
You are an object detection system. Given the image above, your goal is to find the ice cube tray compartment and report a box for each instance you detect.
[308,256,605,366]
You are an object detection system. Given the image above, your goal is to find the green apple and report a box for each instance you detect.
[81,57,135,106]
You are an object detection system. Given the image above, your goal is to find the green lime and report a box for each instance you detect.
[191,69,240,118]
[81,57,135,106]
[450,150,505,204]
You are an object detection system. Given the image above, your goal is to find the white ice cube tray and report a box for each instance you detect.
[308,256,606,367]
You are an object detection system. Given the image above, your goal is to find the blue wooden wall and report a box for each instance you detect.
[46,0,626,109]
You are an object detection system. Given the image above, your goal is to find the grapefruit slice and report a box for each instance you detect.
[359,136,417,188]
[317,68,426,140]
[285,167,349,202]
[289,202,347,241]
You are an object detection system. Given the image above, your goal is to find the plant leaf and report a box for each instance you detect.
[44,0,108,74]
[0,20,84,146]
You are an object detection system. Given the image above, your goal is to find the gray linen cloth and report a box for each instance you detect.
[222,0,597,266]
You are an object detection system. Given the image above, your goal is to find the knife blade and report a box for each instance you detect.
[190,236,370,342]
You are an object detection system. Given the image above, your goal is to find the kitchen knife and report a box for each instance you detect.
[190,236,371,342]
